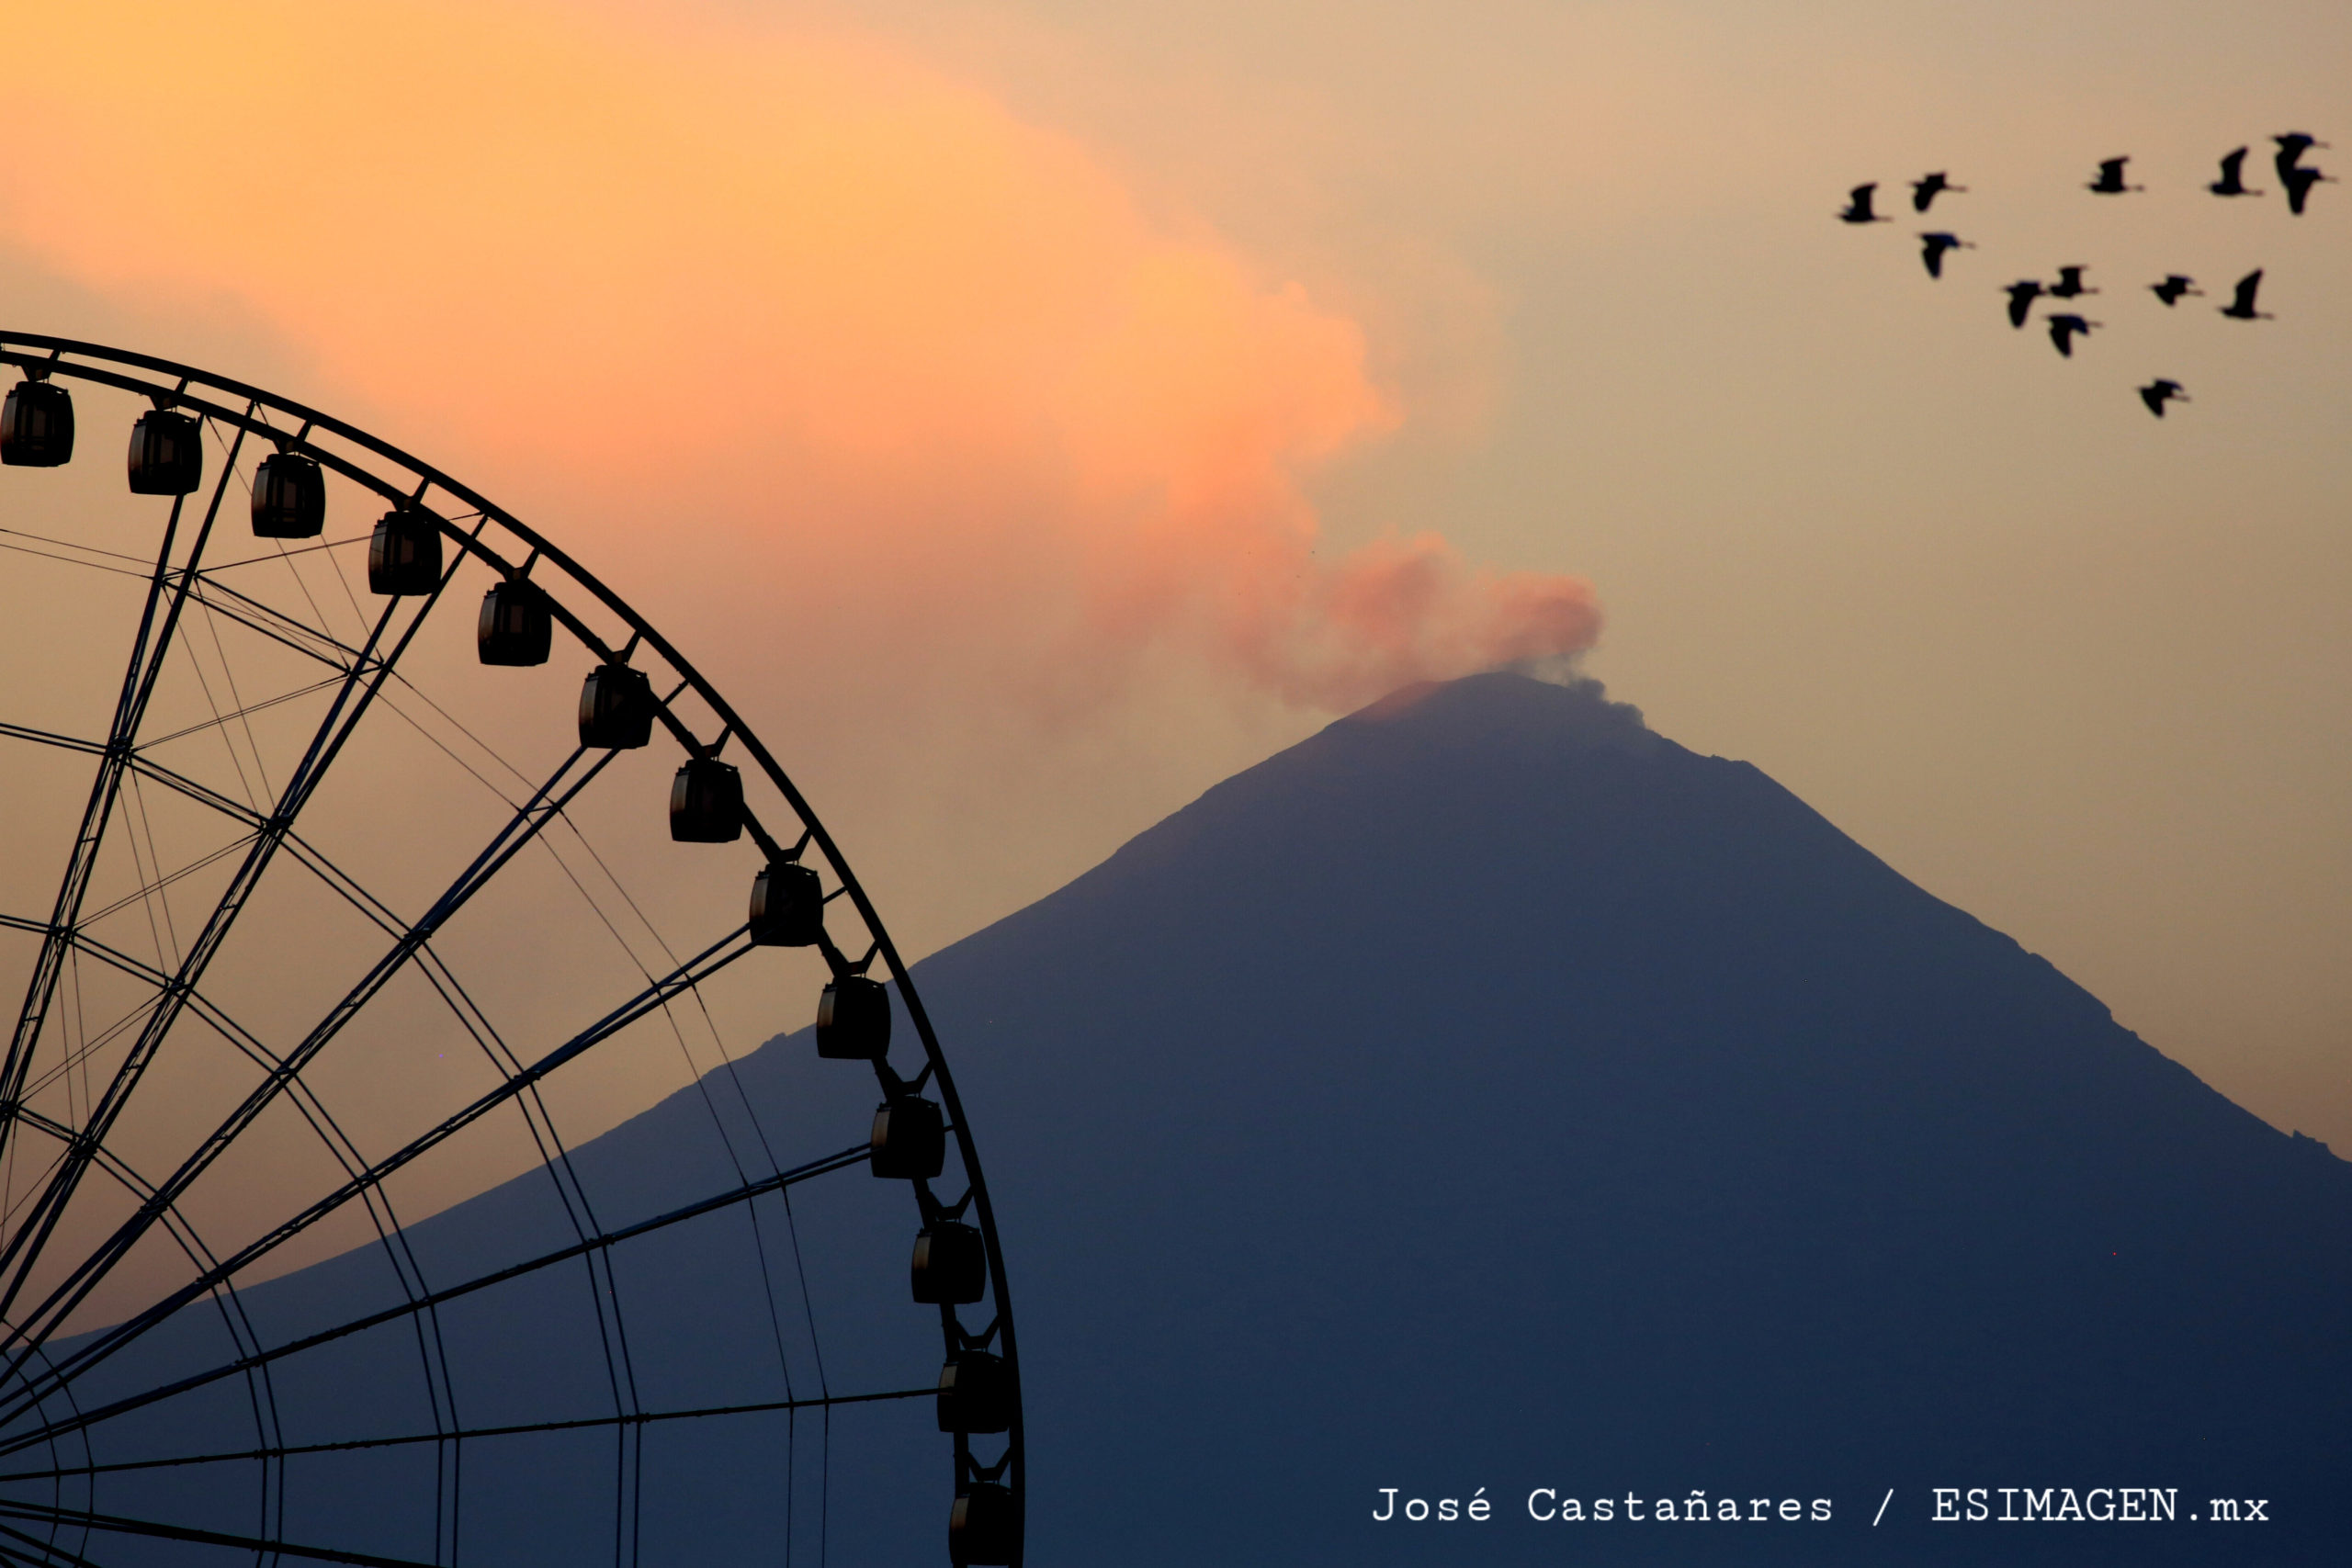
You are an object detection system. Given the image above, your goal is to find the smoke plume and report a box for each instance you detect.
[5,0,1600,716]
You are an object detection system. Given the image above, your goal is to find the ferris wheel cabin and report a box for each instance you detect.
[477,579,553,665]
[367,506,443,594]
[911,1221,988,1304]
[748,861,825,946]
[578,662,656,749]
[670,756,744,842]
[816,975,891,1059]
[871,1096,946,1180]
[936,1351,1014,1435]
[251,451,327,536]
[127,407,202,494]
[1,378,74,465]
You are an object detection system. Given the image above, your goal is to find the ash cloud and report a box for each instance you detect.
[5,0,1600,720]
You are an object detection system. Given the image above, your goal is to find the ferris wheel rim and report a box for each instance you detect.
[0,328,1023,1564]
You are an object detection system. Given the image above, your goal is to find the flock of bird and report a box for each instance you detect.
[1839,133,2333,417]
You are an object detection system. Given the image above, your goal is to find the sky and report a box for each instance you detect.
[4,0,2348,1157]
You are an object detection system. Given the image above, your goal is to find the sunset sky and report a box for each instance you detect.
[6,0,2348,1152]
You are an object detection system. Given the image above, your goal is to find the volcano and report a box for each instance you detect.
[923,671,2351,1564]
[47,672,2352,1565]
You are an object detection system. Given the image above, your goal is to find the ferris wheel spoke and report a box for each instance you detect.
[0,918,352,1161]
[8,1111,232,1284]
[0,520,159,576]
[3,1112,289,1469]
[0,540,458,1333]
[0,419,245,1179]
[0,932,770,1427]
[0,1139,870,1461]
[0,724,104,760]
[137,673,349,753]
[0,1384,934,1491]
[67,839,258,936]
[198,532,378,578]
[185,574,367,673]
[0,729,288,858]
[0,1518,109,1568]
[0,739,627,1378]
[0,1499,435,1568]
[6,998,424,1344]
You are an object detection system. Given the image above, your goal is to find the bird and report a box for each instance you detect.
[2003,280,2044,329]
[2210,147,2264,197]
[2047,314,2099,356]
[2273,132,2329,181]
[2138,379,2188,417]
[1838,183,1890,223]
[2088,157,2143,194]
[2219,269,2273,321]
[1911,172,1966,212]
[2048,265,2098,299]
[2149,275,2203,306]
[1918,231,1973,277]
[2283,164,2335,215]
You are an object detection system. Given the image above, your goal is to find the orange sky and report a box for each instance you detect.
[5,0,1597,715]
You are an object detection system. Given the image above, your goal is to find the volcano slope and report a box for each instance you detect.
[50,671,2350,1566]
[923,671,2351,1565]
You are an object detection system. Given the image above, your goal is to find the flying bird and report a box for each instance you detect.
[2088,157,2143,194]
[1838,183,1890,223]
[1918,231,1973,277]
[2138,379,2188,418]
[2003,280,2044,328]
[2283,164,2336,215]
[2149,275,2202,306]
[2219,269,2273,321]
[2046,314,2099,356]
[2210,147,2263,197]
[1911,171,1966,212]
[2273,132,2329,181]
[2048,265,2098,299]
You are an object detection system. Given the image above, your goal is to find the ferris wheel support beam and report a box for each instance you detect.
[0,1138,871,1460]
[0,1495,435,1568]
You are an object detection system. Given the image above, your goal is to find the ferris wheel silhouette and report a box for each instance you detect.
[0,333,1021,1567]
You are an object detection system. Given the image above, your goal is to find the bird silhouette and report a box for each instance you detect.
[2003,280,2044,328]
[2149,275,2203,306]
[1918,231,1973,277]
[1838,184,1890,223]
[2219,269,2273,321]
[2048,265,2098,299]
[1911,172,1966,212]
[2282,164,2336,216]
[2088,157,2143,194]
[2046,314,2099,356]
[2273,132,2329,181]
[2138,379,2188,417]
[2210,147,2264,197]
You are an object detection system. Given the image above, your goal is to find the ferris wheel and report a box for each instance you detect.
[0,333,1021,1567]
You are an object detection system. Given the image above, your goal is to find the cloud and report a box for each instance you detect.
[6,0,1598,716]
